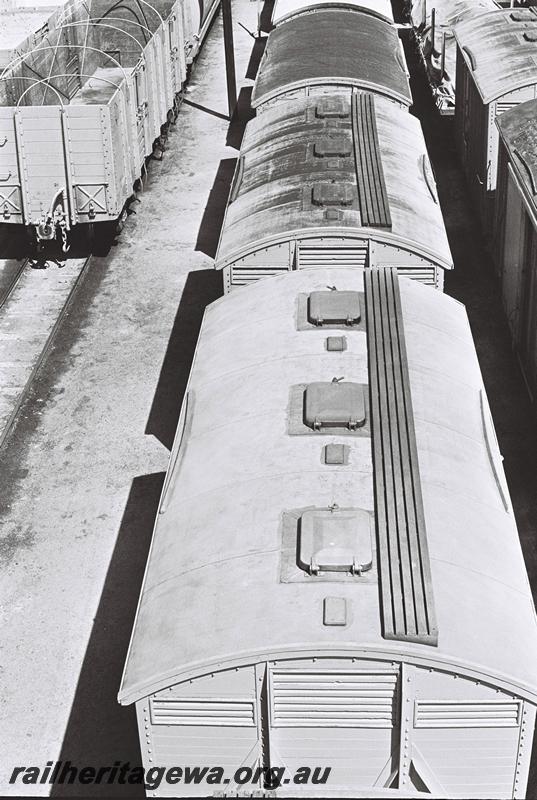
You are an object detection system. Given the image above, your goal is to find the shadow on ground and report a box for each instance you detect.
[51,473,165,797]
[226,86,255,150]
[146,269,222,451]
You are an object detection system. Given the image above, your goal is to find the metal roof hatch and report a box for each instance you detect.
[308,289,361,326]
[304,379,365,430]
[315,97,349,119]
[299,505,373,576]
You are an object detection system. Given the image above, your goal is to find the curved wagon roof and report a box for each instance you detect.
[271,0,394,28]
[497,98,537,208]
[119,268,537,705]
[454,7,537,104]
[215,93,452,271]
[251,5,411,109]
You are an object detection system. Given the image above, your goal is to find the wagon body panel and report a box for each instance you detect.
[134,658,535,797]
[495,99,537,399]
[0,0,189,237]
[454,8,537,232]
[0,106,23,224]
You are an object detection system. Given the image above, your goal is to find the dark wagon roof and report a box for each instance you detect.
[454,8,537,104]
[251,5,412,108]
[215,93,452,271]
[497,98,537,206]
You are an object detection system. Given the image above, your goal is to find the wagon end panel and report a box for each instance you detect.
[267,660,401,792]
[65,105,119,225]
[408,666,536,799]
[13,107,69,226]
[137,665,260,797]
[0,108,23,226]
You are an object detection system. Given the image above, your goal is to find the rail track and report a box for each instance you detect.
[0,255,92,451]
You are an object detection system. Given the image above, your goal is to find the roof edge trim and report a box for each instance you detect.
[251,77,412,110]
[215,228,453,272]
[274,2,394,27]
[118,644,537,706]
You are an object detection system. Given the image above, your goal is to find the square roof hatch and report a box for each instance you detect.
[312,183,353,207]
[314,137,352,158]
[315,97,349,119]
[308,290,361,326]
[299,506,372,575]
[304,381,365,430]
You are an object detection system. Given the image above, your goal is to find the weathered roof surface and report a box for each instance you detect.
[411,0,497,88]
[215,93,452,270]
[497,97,537,203]
[411,0,496,30]
[272,0,393,27]
[252,6,411,108]
[454,7,537,104]
[119,268,537,705]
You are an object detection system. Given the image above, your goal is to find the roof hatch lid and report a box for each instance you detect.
[308,289,361,326]
[304,379,365,430]
[315,96,349,119]
[510,9,537,22]
[299,505,373,575]
[312,183,354,207]
[314,137,352,158]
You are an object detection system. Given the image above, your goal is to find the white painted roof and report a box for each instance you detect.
[272,0,394,26]
[119,269,537,705]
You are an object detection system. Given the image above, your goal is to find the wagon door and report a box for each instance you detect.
[145,40,164,143]
[14,106,73,225]
[133,63,150,168]
[168,7,187,92]
[0,108,23,226]
[267,667,400,792]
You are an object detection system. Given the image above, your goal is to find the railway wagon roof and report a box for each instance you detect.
[497,97,537,208]
[215,94,452,270]
[251,6,411,108]
[454,7,537,104]
[410,0,496,29]
[119,268,537,705]
[271,0,394,27]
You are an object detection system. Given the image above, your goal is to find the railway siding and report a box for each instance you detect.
[0,258,89,449]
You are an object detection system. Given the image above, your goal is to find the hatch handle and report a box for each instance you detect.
[0,137,6,147]
[0,171,11,182]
